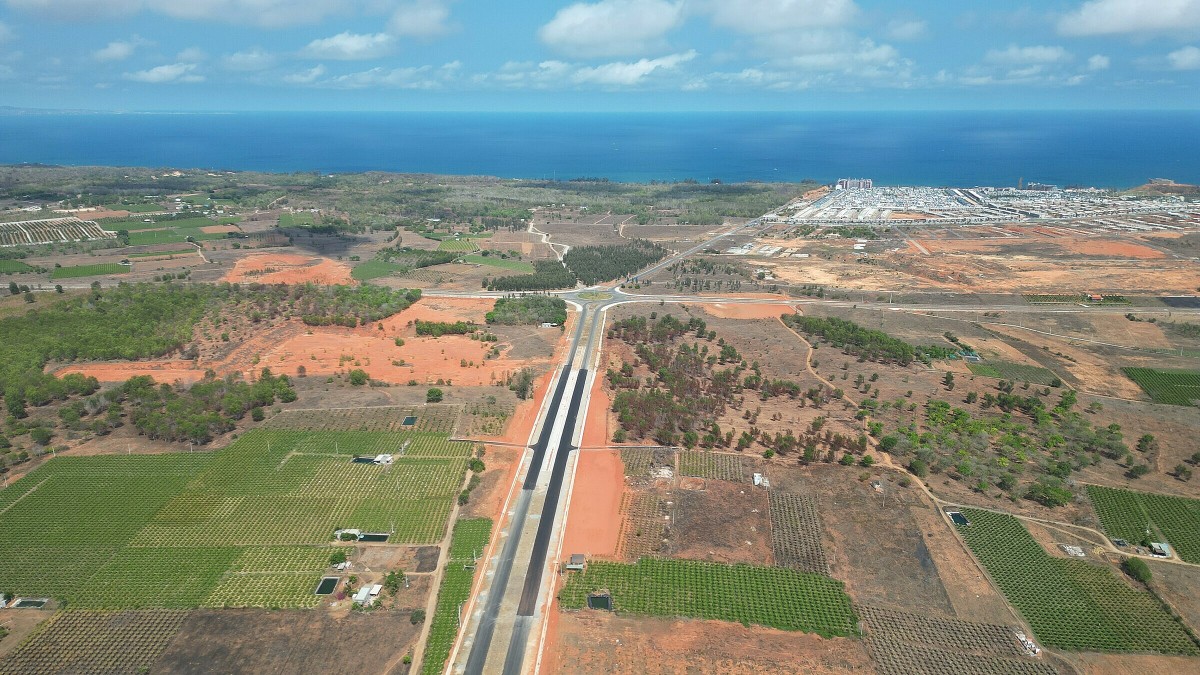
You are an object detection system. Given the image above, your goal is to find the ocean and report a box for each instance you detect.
[1,111,1198,187]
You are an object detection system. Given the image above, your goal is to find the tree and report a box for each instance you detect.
[1025,481,1072,507]
[943,372,955,390]
[1136,434,1159,454]
[22,292,34,304]
[1127,464,1151,479]
[348,369,369,386]
[1173,464,1193,481]
[30,427,52,446]
[839,452,856,466]
[858,455,875,468]
[7,281,18,296]
[54,285,63,294]
[1122,557,1152,584]
[908,458,928,477]
[426,387,444,403]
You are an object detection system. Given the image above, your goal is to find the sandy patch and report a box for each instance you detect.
[1063,653,1200,675]
[561,449,623,559]
[56,361,208,386]
[699,302,794,320]
[550,612,875,674]
[199,225,239,235]
[222,253,355,286]
[983,323,1146,399]
[88,209,132,220]
[1059,239,1166,259]
[1085,316,1174,349]
[581,370,612,448]
[389,297,496,325]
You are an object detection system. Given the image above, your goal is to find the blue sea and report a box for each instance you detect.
[1,111,1198,187]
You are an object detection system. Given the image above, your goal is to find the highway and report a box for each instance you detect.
[443,212,1200,674]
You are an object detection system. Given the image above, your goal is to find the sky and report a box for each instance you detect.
[0,0,1198,111]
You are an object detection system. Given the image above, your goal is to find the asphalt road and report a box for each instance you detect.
[462,307,590,674]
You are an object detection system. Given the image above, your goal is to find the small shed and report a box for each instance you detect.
[1150,542,1172,557]
[352,587,371,604]
[369,584,383,597]
[373,454,394,466]
[565,554,586,571]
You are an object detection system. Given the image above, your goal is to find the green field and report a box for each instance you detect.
[558,557,857,637]
[1023,294,1129,305]
[351,259,409,281]
[1121,367,1200,406]
[956,509,1197,654]
[278,212,316,227]
[0,429,471,609]
[51,263,130,279]
[1087,485,1200,563]
[0,260,34,273]
[128,249,197,259]
[423,518,492,675]
[104,203,163,213]
[966,361,1059,385]
[437,238,480,253]
[462,255,535,272]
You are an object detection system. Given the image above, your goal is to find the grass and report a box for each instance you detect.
[437,238,480,253]
[461,254,534,272]
[956,509,1198,654]
[0,260,34,273]
[558,557,857,637]
[278,212,316,227]
[966,361,1059,385]
[351,259,409,281]
[0,429,472,609]
[1121,367,1200,406]
[422,518,492,675]
[128,249,197,258]
[50,263,129,279]
[1087,485,1200,563]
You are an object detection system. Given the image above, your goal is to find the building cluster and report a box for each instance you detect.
[835,178,873,190]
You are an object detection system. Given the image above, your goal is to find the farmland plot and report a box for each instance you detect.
[559,557,858,638]
[1121,367,1200,406]
[956,509,1198,654]
[423,518,491,675]
[678,450,744,482]
[768,490,829,575]
[0,610,188,675]
[0,429,469,608]
[1088,485,1200,564]
[0,218,114,247]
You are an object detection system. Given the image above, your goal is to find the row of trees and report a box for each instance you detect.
[485,296,567,326]
[783,314,957,365]
[561,240,667,285]
[484,260,576,292]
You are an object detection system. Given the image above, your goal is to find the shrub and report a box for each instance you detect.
[1122,557,1152,584]
[348,369,369,386]
[426,387,444,403]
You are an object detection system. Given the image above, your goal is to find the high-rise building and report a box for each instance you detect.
[836,178,873,189]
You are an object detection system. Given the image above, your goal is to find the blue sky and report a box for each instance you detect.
[0,0,1198,111]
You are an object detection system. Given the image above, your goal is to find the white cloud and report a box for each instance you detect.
[752,29,905,80]
[704,0,858,34]
[389,0,453,37]
[571,49,696,85]
[1087,54,1110,70]
[1168,45,1200,70]
[93,37,149,62]
[539,0,685,58]
[123,62,203,83]
[223,48,276,71]
[176,47,207,62]
[6,0,360,28]
[1058,0,1200,36]
[984,44,1071,65]
[303,32,394,60]
[284,63,325,83]
[886,19,927,41]
[325,62,459,89]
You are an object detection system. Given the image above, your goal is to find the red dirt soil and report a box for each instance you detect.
[222,252,356,285]
[561,449,623,559]
[1058,239,1166,259]
[55,298,553,387]
[199,225,239,235]
[580,372,611,448]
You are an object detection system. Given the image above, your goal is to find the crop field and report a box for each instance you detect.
[0,609,189,675]
[1087,485,1200,563]
[620,448,655,478]
[462,255,535,272]
[0,259,34,273]
[1023,294,1128,304]
[1121,367,1200,406]
[768,490,829,575]
[966,361,1059,386]
[860,605,1058,675]
[956,509,1198,654]
[558,557,858,637]
[437,238,480,253]
[423,518,492,675]
[678,450,744,482]
[50,263,130,279]
[0,429,470,609]
[266,405,460,434]
[0,217,115,247]
[616,491,670,560]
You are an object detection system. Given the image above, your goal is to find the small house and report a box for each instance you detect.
[565,554,586,571]
[1150,542,1172,557]
[352,587,371,605]
[373,454,394,466]
[369,584,383,597]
